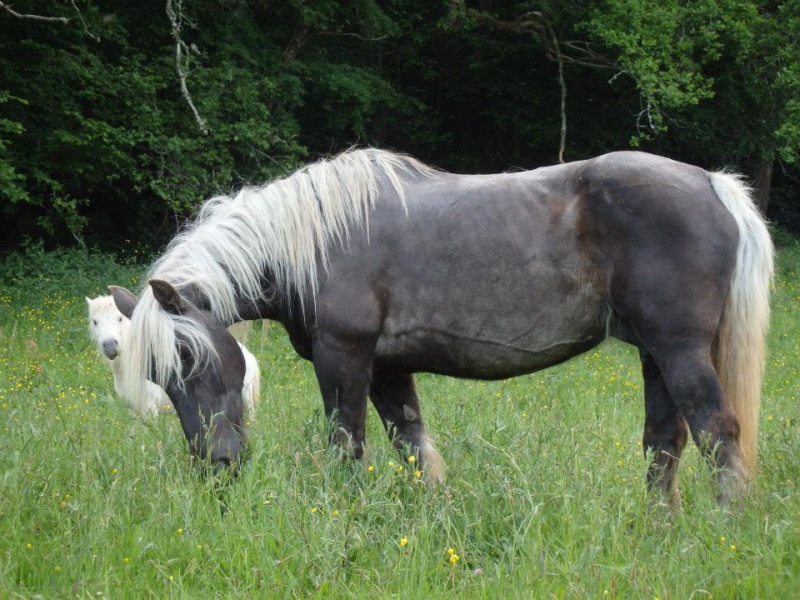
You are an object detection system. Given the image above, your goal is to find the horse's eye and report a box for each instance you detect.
[92,319,98,326]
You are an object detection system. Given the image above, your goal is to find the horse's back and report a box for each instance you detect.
[318,151,740,378]
[324,164,608,378]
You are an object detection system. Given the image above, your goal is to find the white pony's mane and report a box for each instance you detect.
[123,148,435,395]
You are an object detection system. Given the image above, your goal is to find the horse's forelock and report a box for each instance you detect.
[121,289,218,398]
[87,295,118,320]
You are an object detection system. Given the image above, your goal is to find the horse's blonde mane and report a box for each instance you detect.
[123,148,435,396]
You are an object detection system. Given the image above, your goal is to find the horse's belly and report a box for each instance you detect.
[374,313,606,379]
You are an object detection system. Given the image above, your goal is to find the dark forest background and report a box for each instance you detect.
[2,0,798,252]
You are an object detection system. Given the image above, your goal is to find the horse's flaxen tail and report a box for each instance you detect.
[709,172,774,475]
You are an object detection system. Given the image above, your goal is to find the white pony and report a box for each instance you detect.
[87,295,260,417]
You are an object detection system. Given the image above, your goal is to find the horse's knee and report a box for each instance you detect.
[661,358,738,443]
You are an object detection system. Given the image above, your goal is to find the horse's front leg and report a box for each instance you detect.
[369,369,445,482]
[312,334,373,459]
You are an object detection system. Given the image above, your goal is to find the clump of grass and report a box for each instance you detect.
[0,245,798,598]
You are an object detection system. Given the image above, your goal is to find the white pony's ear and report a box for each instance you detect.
[109,285,138,319]
[85,296,93,305]
[149,279,189,315]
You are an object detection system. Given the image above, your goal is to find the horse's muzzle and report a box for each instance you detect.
[207,435,249,476]
[102,339,119,360]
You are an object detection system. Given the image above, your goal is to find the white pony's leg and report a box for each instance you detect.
[140,380,168,417]
[239,342,260,413]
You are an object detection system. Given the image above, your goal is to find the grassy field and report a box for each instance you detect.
[0,240,798,599]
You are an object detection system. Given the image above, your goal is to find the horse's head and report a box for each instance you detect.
[110,280,248,474]
[86,295,130,360]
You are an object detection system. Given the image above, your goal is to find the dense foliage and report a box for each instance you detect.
[1,0,798,250]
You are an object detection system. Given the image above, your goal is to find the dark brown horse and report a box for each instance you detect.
[111,149,773,504]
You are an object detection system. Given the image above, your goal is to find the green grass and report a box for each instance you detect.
[1,241,799,599]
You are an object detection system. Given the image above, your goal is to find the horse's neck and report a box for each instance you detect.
[233,289,292,322]
[179,274,291,323]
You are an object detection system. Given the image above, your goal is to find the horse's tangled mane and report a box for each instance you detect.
[122,148,435,395]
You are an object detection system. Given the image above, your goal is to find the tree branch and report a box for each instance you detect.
[0,1,69,23]
[446,3,637,162]
[447,3,584,162]
[280,24,311,65]
[165,0,209,135]
[547,24,567,163]
[548,41,617,70]
[469,9,546,37]
[69,0,99,42]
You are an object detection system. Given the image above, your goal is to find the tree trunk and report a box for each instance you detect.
[744,157,773,216]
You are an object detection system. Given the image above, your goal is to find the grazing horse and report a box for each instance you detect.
[111,148,772,504]
[87,294,260,417]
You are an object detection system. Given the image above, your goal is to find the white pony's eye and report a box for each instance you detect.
[92,319,98,326]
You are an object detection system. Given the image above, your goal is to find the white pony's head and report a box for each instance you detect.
[86,295,130,361]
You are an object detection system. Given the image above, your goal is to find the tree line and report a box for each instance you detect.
[1,0,798,251]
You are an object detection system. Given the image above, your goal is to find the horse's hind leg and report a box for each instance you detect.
[640,350,689,508]
[649,342,747,504]
[369,370,445,482]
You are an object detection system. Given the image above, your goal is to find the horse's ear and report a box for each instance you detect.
[85,297,92,305]
[149,279,188,315]
[109,285,138,319]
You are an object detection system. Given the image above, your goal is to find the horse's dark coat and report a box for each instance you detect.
[115,150,772,504]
